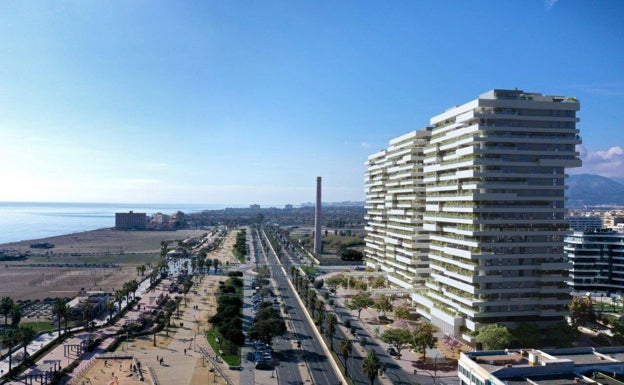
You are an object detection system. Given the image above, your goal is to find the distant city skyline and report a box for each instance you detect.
[0,1,622,206]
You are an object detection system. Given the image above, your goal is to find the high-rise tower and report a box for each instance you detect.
[364,128,432,289]
[365,89,582,341]
[314,176,322,254]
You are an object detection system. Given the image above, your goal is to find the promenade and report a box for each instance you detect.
[0,231,284,385]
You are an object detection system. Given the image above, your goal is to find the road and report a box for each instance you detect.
[261,225,444,385]
[256,227,344,385]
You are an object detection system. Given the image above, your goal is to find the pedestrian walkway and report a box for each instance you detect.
[330,284,461,385]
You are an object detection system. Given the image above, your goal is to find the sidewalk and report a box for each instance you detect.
[332,285,460,384]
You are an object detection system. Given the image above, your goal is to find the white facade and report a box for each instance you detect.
[365,89,582,341]
[364,128,432,289]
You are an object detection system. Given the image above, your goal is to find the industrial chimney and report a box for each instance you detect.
[314,176,322,254]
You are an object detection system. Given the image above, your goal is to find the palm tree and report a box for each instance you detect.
[19,324,37,360]
[115,289,125,311]
[325,313,337,351]
[10,304,21,326]
[128,279,139,299]
[64,304,72,333]
[362,350,381,385]
[52,298,66,336]
[82,300,93,326]
[307,291,317,317]
[5,328,18,373]
[107,301,116,322]
[1,296,14,326]
[123,282,132,301]
[149,269,159,285]
[339,338,352,376]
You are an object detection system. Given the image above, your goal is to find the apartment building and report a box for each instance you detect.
[364,128,432,289]
[566,215,603,231]
[366,89,582,342]
[115,211,147,230]
[565,229,624,294]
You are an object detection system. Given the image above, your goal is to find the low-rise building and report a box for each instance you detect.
[460,348,624,385]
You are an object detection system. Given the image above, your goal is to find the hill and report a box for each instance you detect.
[567,174,624,207]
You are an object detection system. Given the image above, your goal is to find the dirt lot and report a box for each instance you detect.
[0,229,207,301]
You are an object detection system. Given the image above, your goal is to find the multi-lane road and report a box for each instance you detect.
[243,225,459,385]
[253,227,344,385]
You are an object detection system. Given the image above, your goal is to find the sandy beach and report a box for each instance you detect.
[0,228,208,301]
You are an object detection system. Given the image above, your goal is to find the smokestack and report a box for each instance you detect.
[314,176,322,254]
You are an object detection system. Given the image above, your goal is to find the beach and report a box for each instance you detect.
[0,228,208,301]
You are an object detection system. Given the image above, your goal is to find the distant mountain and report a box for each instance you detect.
[567,174,624,207]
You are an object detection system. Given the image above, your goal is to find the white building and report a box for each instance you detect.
[365,89,582,342]
[364,128,432,289]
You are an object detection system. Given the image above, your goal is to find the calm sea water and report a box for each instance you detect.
[0,202,230,244]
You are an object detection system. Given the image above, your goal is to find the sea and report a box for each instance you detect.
[0,202,232,244]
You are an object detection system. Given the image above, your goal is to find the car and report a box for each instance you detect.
[387,347,398,356]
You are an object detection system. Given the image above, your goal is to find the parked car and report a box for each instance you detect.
[387,347,398,356]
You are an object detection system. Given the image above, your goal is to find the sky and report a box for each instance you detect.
[0,1,622,206]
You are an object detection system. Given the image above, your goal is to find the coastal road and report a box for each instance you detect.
[262,226,436,385]
[257,227,343,385]
[248,228,304,385]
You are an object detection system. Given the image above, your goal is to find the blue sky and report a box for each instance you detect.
[0,1,622,206]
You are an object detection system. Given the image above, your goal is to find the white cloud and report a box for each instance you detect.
[575,145,624,177]
[565,82,624,96]
[544,0,559,10]
[360,142,372,148]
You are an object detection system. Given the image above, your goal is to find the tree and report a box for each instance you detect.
[248,318,287,346]
[412,323,436,359]
[197,257,205,272]
[128,279,139,299]
[346,293,375,319]
[569,296,595,325]
[10,304,21,326]
[341,249,364,261]
[546,322,576,348]
[52,298,67,336]
[361,350,381,385]
[380,327,412,360]
[19,324,37,360]
[64,304,72,333]
[369,276,385,289]
[325,313,337,351]
[1,296,14,326]
[339,338,353,375]
[476,323,512,350]
[325,275,345,292]
[114,289,125,312]
[394,306,410,320]
[107,301,116,322]
[307,290,316,312]
[613,318,624,342]
[213,258,220,273]
[373,295,393,317]
[4,328,18,373]
[82,301,94,326]
[514,323,542,348]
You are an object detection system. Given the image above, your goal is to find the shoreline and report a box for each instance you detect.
[0,227,113,248]
[0,227,208,255]
[0,227,210,301]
